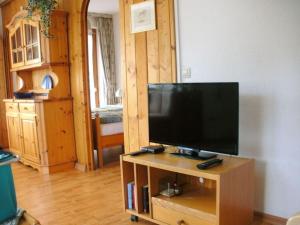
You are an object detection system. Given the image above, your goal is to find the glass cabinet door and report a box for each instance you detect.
[9,24,24,68]
[23,21,41,65]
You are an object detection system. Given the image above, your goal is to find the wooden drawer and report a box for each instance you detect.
[19,103,36,113]
[152,203,215,225]
[5,102,19,112]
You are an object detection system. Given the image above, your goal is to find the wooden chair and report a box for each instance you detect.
[92,114,124,168]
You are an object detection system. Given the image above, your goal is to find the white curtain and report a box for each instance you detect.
[97,16,117,105]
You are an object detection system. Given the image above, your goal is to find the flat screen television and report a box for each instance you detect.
[148,83,239,158]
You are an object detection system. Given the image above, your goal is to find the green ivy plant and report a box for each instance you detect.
[26,0,58,37]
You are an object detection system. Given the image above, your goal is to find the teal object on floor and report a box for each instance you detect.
[0,160,17,223]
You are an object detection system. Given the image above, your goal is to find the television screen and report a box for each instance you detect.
[148,83,239,155]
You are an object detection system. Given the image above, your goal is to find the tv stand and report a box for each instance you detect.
[120,147,254,225]
[174,147,217,160]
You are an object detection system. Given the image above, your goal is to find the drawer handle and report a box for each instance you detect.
[9,106,13,109]
[177,220,185,225]
[24,107,29,110]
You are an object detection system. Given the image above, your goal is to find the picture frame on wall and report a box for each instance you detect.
[131,0,156,33]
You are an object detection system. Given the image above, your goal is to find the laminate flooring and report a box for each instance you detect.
[11,163,282,225]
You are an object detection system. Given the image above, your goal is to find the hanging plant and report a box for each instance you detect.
[26,0,58,37]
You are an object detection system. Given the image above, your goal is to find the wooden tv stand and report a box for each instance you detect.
[120,148,254,225]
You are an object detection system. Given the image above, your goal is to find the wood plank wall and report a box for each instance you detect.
[120,0,177,153]
[0,0,176,165]
[0,0,92,168]
[0,37,8,148]
[58,0,92,169]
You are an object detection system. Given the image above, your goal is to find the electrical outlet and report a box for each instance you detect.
[182,66,191,79]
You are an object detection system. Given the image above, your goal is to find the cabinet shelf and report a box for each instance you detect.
[6,9,71,99]
[10,62,69,72]
[126,209,151,219]
[152,187,217,222]
[7,10,69,72]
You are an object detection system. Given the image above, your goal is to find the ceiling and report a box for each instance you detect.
[88,0,119,14]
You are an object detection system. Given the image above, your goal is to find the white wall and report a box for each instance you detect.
[177,0,300,218]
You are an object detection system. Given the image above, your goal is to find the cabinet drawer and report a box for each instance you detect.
[153,204,215,225]
[19,103,36,113]
[5,102,19,112]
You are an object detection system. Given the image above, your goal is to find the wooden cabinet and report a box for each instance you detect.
[8,16,41,70]
[23,20,41,66]
[6,112,21,157]
[7,10,67,72]
[9,20,24,68]
[4,99,76,174]
[4,9,75,173]
[19,113,40,164]
[120,150,255,225]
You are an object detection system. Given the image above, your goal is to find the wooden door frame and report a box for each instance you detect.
[91,28,100,108]
[81,0,94,170]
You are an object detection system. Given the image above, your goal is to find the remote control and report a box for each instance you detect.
[197,158,223,170]
[140,145,165,153]
[130,145,165,157]
[129,149,148,156]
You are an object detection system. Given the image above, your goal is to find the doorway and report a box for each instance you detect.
[85,0,124,169]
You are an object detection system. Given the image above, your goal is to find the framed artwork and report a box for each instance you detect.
[131,0,156,33]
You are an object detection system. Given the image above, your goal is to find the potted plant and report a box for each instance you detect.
[26,0,58,37]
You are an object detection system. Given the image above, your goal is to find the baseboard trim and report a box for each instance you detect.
[254,211,287,225]
[75,162,87,172]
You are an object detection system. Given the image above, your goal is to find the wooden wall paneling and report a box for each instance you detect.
[121,0,177,153]
[124,0,140,152]
[0,37,8,147]
[147,30,159,83]
[135,0,149,148]
[157,0,172,83]
[60,0,93,170]
[80,0,94,170]
[119,0,130,152]
[3,30,12,97]
[136,31,149,147]
[169,0,177,82]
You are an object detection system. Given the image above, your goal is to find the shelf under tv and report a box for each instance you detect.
[120,147,254,225]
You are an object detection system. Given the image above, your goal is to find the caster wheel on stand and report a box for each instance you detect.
[130,215,139,222]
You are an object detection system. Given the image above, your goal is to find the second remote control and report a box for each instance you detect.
[197,158,223,170]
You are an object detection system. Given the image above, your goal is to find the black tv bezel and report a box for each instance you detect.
[147,82,239,156]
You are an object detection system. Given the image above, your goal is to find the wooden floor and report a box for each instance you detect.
[11,163,279,225]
